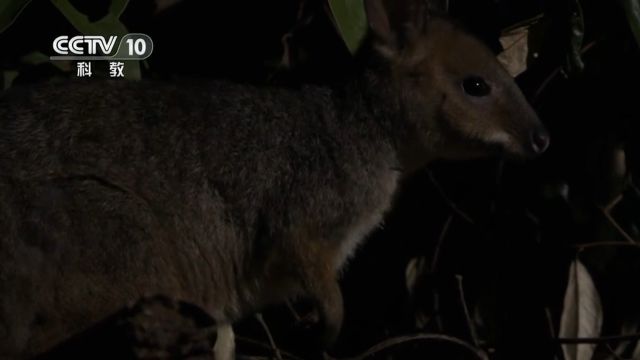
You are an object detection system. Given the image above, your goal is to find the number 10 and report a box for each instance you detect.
[126,38,146,56]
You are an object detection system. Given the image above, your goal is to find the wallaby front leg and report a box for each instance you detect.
[311,278,343,348]
[284,230,345,348]
[298,260,344,348]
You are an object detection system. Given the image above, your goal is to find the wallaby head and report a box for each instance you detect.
[362,0,549,168]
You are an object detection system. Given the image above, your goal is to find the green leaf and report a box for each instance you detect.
[20,51,51,65]
[0,0,33,33]
[108,0,129,18]
[49,0,140,80]
[49,0,129,37]
[621,0,640,47]
[20,51,71,72]
[3,70,19,90]
[328,0,367,54]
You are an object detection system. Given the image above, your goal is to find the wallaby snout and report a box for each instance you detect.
[527,124,551,156]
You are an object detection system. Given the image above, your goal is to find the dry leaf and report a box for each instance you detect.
[497,15,546,77]
[405,256,426,296]
[633,341,640,359]
[559,259,603,360]
[497,26,529,77]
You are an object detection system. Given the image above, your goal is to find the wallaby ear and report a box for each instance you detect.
[363,0,432,58]
[363,0,395,56]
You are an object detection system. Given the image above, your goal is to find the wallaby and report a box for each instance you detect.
[0,0,549,357]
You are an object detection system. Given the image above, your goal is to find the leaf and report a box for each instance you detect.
[497,15,546,77]
[405,257,425,295]
[559,259,603,360]
[50,0,140,80]
[0,0,33,33]
[497,26,529,77]
[633,340,640,359]
[621,0,640,48]
[50,0,129,38]
[328,0,367,54]
[3,70,19,90]
[108,0,129,19]
[20,51,50,66]
[20,51,71,72]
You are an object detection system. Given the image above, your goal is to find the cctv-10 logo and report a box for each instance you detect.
[50,33,153,60]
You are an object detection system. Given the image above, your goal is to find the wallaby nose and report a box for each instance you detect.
[530,127,550,155]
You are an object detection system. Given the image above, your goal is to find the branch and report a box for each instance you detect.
[455,275,480,347]
[600,206,638,244]
[430,213,453,273]
[235,336,306,360]
[427,170,476,225]
[340,333,489,360]
[544,308,562,360]
[575,241,640,250]
[557,333,640,344]
[533,39,599,103]
[255,314,284,360]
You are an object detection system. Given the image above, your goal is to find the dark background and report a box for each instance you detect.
[2,0,640,359]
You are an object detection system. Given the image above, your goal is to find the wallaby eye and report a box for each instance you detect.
[462,76,491,97]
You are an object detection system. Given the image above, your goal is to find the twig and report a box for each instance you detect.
[235,336,306,360]
[603,194,624,213]
[455,275,480,347]
[600,206,638,244]
[427,170,476,224]
[433,291,444,332]
[501,32,529,52]
[557,333,640,344]
[525,209,543,244]
[533,40,599,103]
[630,181,640,198]
[430,213,453,273]
[604,343,629,360]
[574,241,640,249]
[501,13,545,33]
[427,214,453,333]
[533,67,562,104]
[340,333,489,360]
[285,300,302,322]
[255,314,284,360]
[545,308,561,360]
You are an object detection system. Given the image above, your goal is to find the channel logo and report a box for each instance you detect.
[50,33,153,61]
